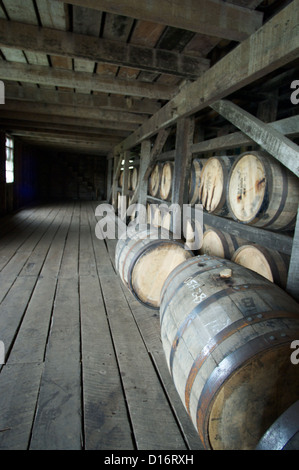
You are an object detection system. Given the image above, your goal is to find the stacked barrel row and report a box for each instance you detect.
[147,151,298,288]
[187,151,299,231]
[115,152,299,451]
[121,152,299,235]
[148,152,299,231]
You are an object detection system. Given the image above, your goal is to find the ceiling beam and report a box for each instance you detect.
[0,111,139,132]
[114,0,299,153]
[55,0,263,42]
[19,135,116,147]
[3,100,148,124]
[10,129,122,145]
[0,61,176,100]
[4,84,162,115]
[0,119,131,138]
[20,139,112,154]
[0,19,210,80]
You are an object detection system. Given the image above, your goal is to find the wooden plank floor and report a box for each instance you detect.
[0,201,204,450]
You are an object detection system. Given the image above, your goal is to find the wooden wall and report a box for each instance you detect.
[0,133,107,214]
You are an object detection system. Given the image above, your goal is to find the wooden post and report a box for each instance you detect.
[106,154,113,202]
[138,140,151,207]
[121,151,130,220]
[111,153,120,210]
[172,117,195,233]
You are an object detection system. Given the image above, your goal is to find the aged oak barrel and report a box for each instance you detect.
[200,227,246,260]
[160,255,299,449]
[232,244,290,288]
[227,151,299,231]
[148,163,161,198]
[160,161,173,201]
[199,156,236,216]
[115,226,193,309]
[189,158,206,205]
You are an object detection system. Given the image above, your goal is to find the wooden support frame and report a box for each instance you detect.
[191,116,299,154]
[137,141,151,207]
[172,117,195,207]
[111,153,122,208]
[120,152,130,220]
[129,129,170,206]
[209,99,299,299]
[211,100,299,177]
[114,0,299,153]
[106,155,113,204]
[108,1,299,298]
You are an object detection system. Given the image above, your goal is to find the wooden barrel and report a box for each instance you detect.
[189,158,206,205]
[115,226,193,309]
[160,161,173,201]
[199,156,236,216]
[131,167,139,191]
[227,151,299,231]
[160,255,299,449]
[148,163,161,198]
[200,227,246,259]
[232,244,290,288]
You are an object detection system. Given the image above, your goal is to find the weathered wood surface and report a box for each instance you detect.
[0,19,210,79]
[286,205,299,302]
[211,100,299,177]
[0,61,176,100]
[191,115,299,154]
[55,0,263,42]
[115,1,299,152]
[0,201,204,450]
